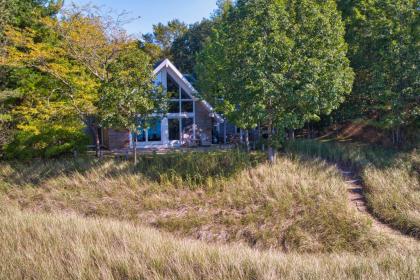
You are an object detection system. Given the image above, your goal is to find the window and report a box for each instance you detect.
[134,128,146,142]
[181,101,194,113]
[147,119,161,142]
[182,118,194,133]
[168,101,180,113]
[154,71,163,86]
[133,119,162,143]
[167,74,179,99]
[181,88,190,99]
[168,119,180,141]
[166,73,194,115]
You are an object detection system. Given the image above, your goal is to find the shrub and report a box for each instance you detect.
[3,126,88,159]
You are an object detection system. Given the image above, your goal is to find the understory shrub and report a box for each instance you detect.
[3,126,88,159]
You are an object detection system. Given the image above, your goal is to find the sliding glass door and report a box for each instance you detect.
[168,118,180,141]
[168,117,194,142]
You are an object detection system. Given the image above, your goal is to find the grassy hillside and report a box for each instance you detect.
[0,151,380,252]
[363,152,420,237]
[1,204,419,280]
[286,140,420,238]
[1,149,419,279]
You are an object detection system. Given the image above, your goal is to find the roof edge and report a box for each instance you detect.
[153,59,224,123]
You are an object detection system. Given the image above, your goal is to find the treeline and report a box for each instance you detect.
[0,0,418,160]
[0,0,164,161]
[147,0,419,149]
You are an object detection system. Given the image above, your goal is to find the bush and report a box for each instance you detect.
[3,126,88,159]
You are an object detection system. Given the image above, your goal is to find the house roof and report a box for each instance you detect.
[153,59,224,123]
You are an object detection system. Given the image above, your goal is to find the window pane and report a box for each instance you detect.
[181,101,194,113]
[147,119,161,142]
[167,74,179,99]
[182,118,194,132]
[168,119,180,141]
[154,71,163,86]
[181,88,190,99]
[134,128,146,142]
[168,101,180,113]
[181,118,194,141]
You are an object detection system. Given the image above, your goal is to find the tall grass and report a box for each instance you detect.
[0,204,419,280]
[285,139,420,238]
[363,152,420,238]
[135,150,264,186]
[0,151,380,253]
[285,139,400,169]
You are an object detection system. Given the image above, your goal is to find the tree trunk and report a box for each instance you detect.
[245,130,250,152]
[268,146,276,164]
[393,126,403,146]
[133,131,138,166]
[89,125,101,158]
[267,123,276,164]
[252,129,256,150]
[290,129,295,140]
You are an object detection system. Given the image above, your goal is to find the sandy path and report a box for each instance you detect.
[339,168,416,242]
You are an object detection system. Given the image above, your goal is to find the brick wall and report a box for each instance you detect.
[104,129,130,150]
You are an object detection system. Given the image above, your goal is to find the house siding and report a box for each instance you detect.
[195,101,213,145]
[104,129,130,150]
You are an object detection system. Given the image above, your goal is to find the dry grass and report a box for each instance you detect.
[0,204,419,280]
[0,151,380,253]
[363,152,420,237]
[286,140,420,238]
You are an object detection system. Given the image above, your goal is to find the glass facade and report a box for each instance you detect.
[166,73,194,114]
[133,70,197,146]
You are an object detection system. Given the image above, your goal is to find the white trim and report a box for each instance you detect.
[153,59,224,123]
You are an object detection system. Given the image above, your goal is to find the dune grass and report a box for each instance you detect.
[0,150,380,253]
[363,152,420,237]
[285,139,420,238]
[1,149,419,279]
[0,204,419,280]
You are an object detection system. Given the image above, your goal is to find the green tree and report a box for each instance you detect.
[336,0,419,145]
[99,45,164,165]
[196,0,354,162]
[2,5,159,158]
[0,0,63,154]
[171,19,214,75]
[143,19,188,61]
[3,69,89,159]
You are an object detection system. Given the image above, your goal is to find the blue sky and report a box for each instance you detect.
[67,0,218,36]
